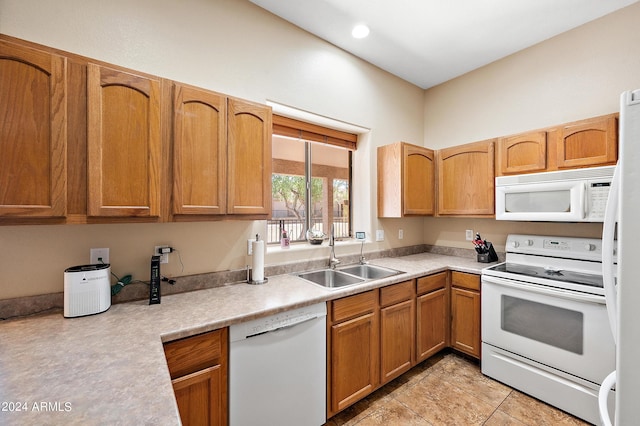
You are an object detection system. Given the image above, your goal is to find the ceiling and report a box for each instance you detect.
[250,0,638,89]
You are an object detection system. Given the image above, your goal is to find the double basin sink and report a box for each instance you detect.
[296,264,404,289]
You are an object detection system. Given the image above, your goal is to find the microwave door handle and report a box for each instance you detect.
[580,182,586,219]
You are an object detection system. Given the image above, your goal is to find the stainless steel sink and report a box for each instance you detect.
[296,264,404,289]
[338,264,403,280]
[297,269,364,288]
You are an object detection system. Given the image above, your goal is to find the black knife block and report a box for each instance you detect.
[477,242,498,263]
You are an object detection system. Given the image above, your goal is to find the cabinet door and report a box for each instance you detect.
[227,98,271,214]
[450,287,481,359]
[0,41,67,217]
[380,299,415,384]
[557,114,618,169]
[172,365,223,426]
[416,288,448,362]
[173,83,226,215]
[437,140,495,216]
[377,142,434,217]
[87,64,161,217]
[404,144,435,215]
[497,131,547,175]
[329,312,379,415]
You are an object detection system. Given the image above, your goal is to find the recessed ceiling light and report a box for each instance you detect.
[351,24,370,39]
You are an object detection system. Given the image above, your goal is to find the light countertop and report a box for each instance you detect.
[0,252,491,425]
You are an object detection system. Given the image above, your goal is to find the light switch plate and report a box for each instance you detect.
[465,230,474,241]
[376,230,384,241]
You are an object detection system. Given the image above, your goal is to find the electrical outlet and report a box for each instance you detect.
[247,239,253,255]
[376,230,384,241]
[154,245,169,264]
[465,229,474,241]
[398,229,404,240]
[90,248,109,264]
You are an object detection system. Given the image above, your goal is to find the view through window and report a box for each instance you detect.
[269,117,355,244]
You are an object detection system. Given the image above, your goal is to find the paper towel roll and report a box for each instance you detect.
[251,239,265,282]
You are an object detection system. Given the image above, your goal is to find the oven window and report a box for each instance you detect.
[501,295,583,354]
[505,190,571,213]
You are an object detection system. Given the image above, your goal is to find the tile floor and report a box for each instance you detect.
[325,351,590,426]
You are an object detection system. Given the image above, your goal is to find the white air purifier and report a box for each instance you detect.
[64,264,111,318]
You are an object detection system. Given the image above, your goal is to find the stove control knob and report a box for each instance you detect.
[525,239,533,246]
[584,243,596,251]
[511,241,520,248]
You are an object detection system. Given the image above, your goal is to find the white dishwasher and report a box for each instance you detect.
[229,302,327,426]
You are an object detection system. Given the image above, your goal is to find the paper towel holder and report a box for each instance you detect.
[247,234,268,285]
[246,265,269,285]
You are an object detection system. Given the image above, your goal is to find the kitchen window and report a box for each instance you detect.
[269,115,356,244]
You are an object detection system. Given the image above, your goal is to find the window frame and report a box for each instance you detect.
[270,115,356,244]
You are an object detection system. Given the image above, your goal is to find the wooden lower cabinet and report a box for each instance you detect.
[416,272,449,362]
[328,290,379,417]
[450,272,481,359]
[327,281,415,417]
[327,271,481,419]
[172,366,223,425]
[163,328,228,426]
[380,281,415,384]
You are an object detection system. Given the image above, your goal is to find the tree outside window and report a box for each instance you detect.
[270,134,351,244]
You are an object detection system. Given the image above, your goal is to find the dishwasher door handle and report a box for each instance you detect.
[245,314,324,339]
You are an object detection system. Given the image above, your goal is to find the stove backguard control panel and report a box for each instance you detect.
[506,234,602,262]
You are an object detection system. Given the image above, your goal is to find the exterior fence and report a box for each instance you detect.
[266,218,349,244]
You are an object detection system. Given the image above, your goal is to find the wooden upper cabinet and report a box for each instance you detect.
[496,114,618,176]
[0,41,67,218]
[497,131,547,175]
[557,114,618,169]
[227,98,272,215]
[437,139,495,216]
[172,83,227,215]
[378,142,435,217]
[87,64,162,218]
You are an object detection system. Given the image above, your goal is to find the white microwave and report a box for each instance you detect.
[495,165,615,222]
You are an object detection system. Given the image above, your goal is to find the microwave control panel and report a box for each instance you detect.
[586,181,611,220]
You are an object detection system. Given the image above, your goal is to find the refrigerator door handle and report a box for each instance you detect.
[599,370,616,426]
[602,161,619,343]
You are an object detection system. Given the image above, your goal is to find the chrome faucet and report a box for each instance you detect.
[328,224,340,269]
[359,238,368,265]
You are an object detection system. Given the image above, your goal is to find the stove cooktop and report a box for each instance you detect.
[486,262,603,289]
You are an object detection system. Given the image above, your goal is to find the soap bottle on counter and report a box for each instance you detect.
[280,230,290,248]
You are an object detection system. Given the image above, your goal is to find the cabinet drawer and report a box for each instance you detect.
[164,328,226,379]
[451,271,480,291]
[416,272,447,295]
[380,281,413,308]
[331,290,377,323]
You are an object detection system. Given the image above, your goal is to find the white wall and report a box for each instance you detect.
[423,2,640,251]
[0,0,425,299]
[4,0,639,299]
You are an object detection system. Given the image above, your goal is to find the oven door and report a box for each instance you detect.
[481,275,615,385]
[495,180,585,221]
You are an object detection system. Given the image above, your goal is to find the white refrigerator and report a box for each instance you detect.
[600,89,640,425]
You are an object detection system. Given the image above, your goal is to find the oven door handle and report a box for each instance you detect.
[482,276,605,305]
